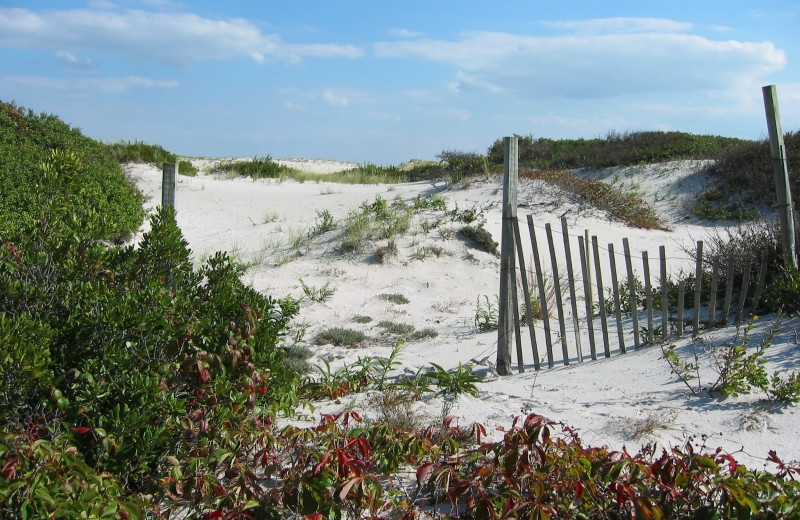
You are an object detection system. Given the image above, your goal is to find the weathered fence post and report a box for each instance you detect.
[763,85,798,268]
[693,241,704,336]
[560,218,583,361]
[622,238,640,349]
[659,246,669,339]
[496,137,518,376]
[545,223,569,364]
[608,244,626,353]
[528,218,555,368]
[592,236,611,357]
[578,236,598,361]
[162,163,177,208]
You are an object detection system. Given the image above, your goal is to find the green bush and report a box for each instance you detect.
[459,225,499,255]
[488,131,747,169]
[216,156,291,179]
[0,101,144,245]
[764,265,800,313]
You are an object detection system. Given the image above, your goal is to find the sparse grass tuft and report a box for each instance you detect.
[378,293,410,305]
[377,321,416,335]
[315,327,366,347]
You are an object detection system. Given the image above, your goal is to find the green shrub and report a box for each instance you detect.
[216,156,291,179]
[459,225,499,255]
[764,265,800,313]
[488,131,747,169]
[0,102,144,245]
[315,327,366,346]
[377,321,416,335]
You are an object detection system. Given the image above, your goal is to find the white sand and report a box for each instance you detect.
[126,159,799,471]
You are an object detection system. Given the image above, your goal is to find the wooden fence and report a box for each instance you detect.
[496,213,772,375]
[495,135,773,375]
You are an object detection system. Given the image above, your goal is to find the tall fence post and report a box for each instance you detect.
[162,163,177,208]
[496,137,518,376]
[763,85,798,268]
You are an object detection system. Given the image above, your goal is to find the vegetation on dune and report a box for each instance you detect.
[487,130,747,170]
[104,139,198,176]
[2,100,800,517]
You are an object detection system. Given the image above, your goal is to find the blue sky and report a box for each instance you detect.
[2,1,799,164]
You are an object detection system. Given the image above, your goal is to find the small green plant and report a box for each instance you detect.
[377,321,416,335]
[474,295,498,331]
[664,319,800,402]
[309,208,336,237]
[605,275,646,313]
[763,265,800,313]
[282,344,315,375]
[315,327,366,346]
[378,293,410,305]
[459,225,498,256]
[389,367,435,399]
[352,315,372,324]
[661,343,702,396]
[411,327,438,339]
[301,358,370,400]
[424,362,481,397]
[299,278,336,303]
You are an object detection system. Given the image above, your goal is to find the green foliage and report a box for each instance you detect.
[701,130,800,215]
[435,149,490,184]
[299,278,336,303]
[708,320,800,401]
[459,225,499,255]
[309,208,336,236]
[764,265,800,313]
[605,275,646,313]
[103,139,176,164]
[377,320,415,335]
[0,312,54,425]
[0,430,144,519]
[378,292,410,305]
[315,327,366,346]
[474,294,498,331]
[488,130,747,169]
[424,362,481,397]
[0,101,144,245]
[665,319,800,402]
[216,155,292,179]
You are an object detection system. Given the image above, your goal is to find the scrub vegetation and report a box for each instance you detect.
[2,100,800,518]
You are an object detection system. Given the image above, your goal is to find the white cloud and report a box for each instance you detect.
[322,91,349,107]
[1,74,178,93]
[57,51,98,71]
[284,101,306,111]
[540,17,693,34]
[374,24,786,100]
[0,7,364,66]
[389,27,423,38]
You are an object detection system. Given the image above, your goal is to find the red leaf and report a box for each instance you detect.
[199,368,211,383]
[201,510,223,519]
[416,462,436,486]
[71,426,90,435]
[305,515,323,520]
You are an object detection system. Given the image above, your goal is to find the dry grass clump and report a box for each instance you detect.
[520,168,667,230]
[702,131,800,211]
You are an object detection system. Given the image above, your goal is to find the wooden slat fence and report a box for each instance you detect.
[499,215,772,372]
